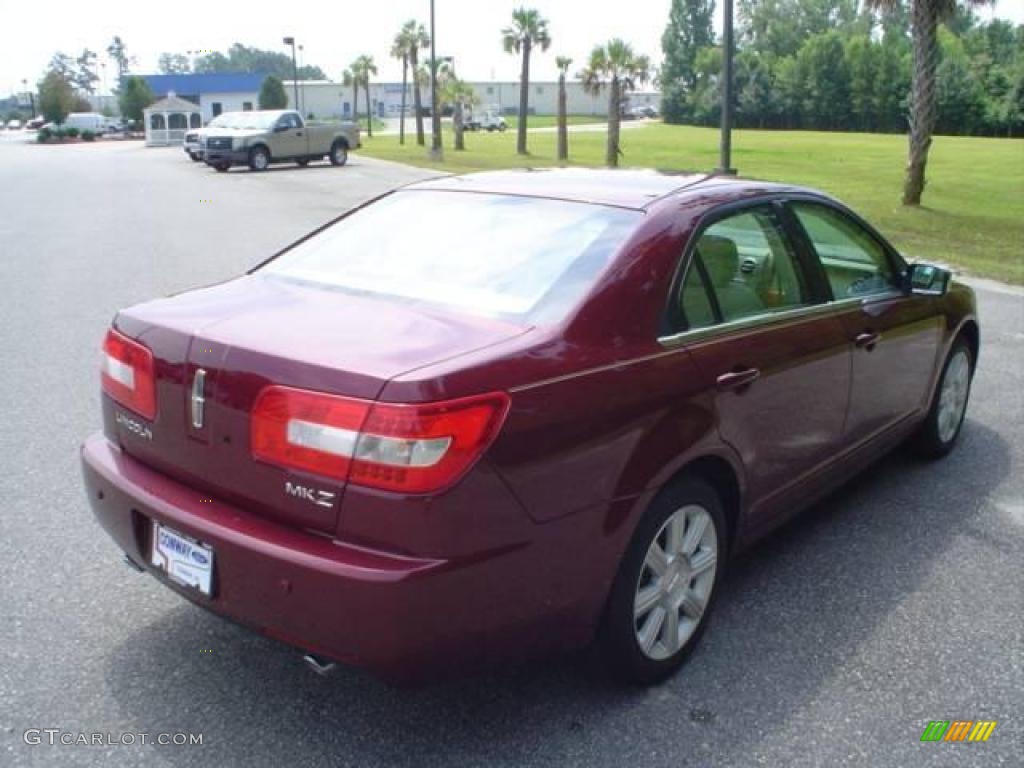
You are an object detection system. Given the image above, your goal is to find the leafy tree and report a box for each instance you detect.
[158,53,192,74]
[38,70,76,124]
[351,55,378,137]
[193,44,325,80]
[119,76,155,124]
[556,56,573,161]
[797,31,851,129]
[502,7,552,154]
[866,0,994,206]
[579,39,651,167]
[660,0,715,123]
[258,75,288,109]
[74,49,99,94]
[106,36,133,83]
[846,35,880,130]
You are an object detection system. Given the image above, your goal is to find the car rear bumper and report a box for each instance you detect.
[80,432,490,681]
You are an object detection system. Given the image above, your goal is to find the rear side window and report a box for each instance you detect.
[678,206,809,328]
[262,190,640,322]
[790,203,896,299]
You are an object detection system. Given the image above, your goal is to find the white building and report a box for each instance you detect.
[138,73,661,124]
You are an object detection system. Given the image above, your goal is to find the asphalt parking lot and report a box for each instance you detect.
[0,135,1021,768]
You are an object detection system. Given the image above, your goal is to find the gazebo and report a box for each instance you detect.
[144,92,202,146]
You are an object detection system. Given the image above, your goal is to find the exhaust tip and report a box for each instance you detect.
[122,554,145,573]
[302,654,337,676]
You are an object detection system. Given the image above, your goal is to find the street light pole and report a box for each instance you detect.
[283,37,299,110]
[717,0,737,175]
[22,79,35,117]
[429,0,443,160]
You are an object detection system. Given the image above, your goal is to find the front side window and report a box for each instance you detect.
[262,190,640,323]
[679,206,809,327]
[790,202,897,299]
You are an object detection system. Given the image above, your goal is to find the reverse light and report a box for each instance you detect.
[101,329,156,420]
[251,386,510,494]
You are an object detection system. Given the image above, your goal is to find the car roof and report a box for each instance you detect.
[404,168,809,211]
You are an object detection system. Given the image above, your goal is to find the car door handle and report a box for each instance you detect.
[855,331,881,350]
[716,368,760,392]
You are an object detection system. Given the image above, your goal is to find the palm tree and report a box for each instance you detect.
[390,31,410,145]
[342,68,358,123]
[579,40,650,168]
[351,55,378,138]
[393,20,430,146]
[866,0,992,205]
[555,56,573,163]
[438,62,478,151]
[501,7,551,155]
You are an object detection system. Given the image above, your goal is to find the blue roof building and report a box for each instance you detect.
[136,73,269,122]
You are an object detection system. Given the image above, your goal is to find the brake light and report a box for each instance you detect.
[251,386,510,493]
[101,329,156,420]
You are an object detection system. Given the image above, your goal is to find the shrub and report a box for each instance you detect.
[81,130,96,141]
[37,127,52,142]
[64,127,79,138]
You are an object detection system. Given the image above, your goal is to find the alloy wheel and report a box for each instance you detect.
[633,504,718,661]
[937,348,970,444]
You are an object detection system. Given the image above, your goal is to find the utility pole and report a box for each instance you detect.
[283,37,299,110]
[429,0,443,160]
[717,0,737,175]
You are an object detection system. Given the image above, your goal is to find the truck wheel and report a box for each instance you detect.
[296,158,310,167]
[188,152,201,162]
[248,145,270,171]
[213,162,230,173]
[499,124,507,132]
[329,140,349,167]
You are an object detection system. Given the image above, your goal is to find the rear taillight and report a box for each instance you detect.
[101,329,156,420]
[251,386,509,494]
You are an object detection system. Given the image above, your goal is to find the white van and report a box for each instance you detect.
[64,113,107,134]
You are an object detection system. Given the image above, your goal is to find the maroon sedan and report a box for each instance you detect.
[82,170,978,684]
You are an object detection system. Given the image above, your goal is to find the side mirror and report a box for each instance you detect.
[905,263,952,296]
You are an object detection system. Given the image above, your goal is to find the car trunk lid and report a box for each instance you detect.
[108,275,527,533]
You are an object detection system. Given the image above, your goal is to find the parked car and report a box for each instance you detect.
[63,113,107,134]
[202,110,360,172]
[82,169,978,684]
[183,113,237,162]
[465,109,508,132]
[6,119,22,130]
[24,117,45,130]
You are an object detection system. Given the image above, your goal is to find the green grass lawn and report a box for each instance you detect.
[358,123,1024,284]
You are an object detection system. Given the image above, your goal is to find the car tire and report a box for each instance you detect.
[598,477,726,685]
[329,140,349,167]
[296,158,310,167]
[248,145,270,172]
[213,162,230,173]
[911,337,974,459]
[188,152,201,162]
[499,124,507,132]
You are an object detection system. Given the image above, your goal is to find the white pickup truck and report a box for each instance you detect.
[202,110,361,172]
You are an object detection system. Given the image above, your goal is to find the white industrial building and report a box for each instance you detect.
[138,73,660,125]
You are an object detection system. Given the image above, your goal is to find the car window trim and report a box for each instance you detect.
[658,300,841,348]
[661,195,826,337]
[781,195,909,301]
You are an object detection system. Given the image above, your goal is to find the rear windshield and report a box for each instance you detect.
[261,190,641,322]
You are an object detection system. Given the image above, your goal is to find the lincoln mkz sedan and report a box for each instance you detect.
[82,170,978,684]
